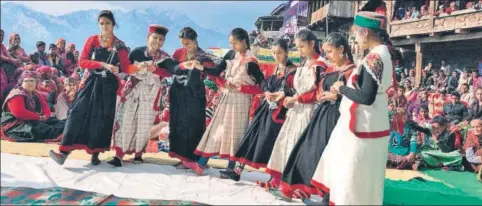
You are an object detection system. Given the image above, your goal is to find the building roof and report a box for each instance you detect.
[255,15,284,28]
[270,2,289,16]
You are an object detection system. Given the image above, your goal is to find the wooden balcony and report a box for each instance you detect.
[310,3,330,24]
[389,9,482,39]
[309,2,355,25]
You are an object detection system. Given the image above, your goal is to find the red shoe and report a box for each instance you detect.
[183,161,205,175]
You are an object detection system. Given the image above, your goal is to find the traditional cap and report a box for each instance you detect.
[37,66,52,75]
[148,24,169,36]
[56,38,66,44]
[354,11,387,30]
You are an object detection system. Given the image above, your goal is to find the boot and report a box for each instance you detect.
[107,156,122,167]
[91,153,101,165]
[219,169,240,181]
[49,150,68,165]
[133,156,144,164]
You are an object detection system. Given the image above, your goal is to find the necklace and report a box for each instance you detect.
[100,33,111,46]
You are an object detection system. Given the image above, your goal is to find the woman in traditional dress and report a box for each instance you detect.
[276,33,355,201]
[310,11,395,205]
[182,28,265,175]
[49,10,133,166]
[154,27,217,168]
[1,70,65,142]
[54,77,77,120]
[8,33,31,64]
[107,25,171,167]
[261,30,325,190]
[220,39,297,181]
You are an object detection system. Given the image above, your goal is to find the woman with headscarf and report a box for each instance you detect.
[275,33,355,201]
[151,27,217,169]
[54,77,78,121]
[182,28,265,175]
[1,70,65,142]
[310,11,395,205]
[220,39,297,181]
[8,33,31,64]
[62,43,78,77]
[49,10,133,166]
[1,29,22,84]
[108,25,171,167]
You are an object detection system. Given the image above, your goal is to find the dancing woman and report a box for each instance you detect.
[183,28,265,175]
[277,33,355,201]
[220,39,297,180]
[310,11,395,205]
[160,27,216,168]
[262,29,326,189]
[108,25,171,167]
[49,10,132,166]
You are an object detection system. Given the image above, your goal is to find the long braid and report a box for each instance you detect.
[375,29,398,89]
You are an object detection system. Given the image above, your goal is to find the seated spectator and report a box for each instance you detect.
[464,119,482,172]
[447,71,459,93]
[443,91,468,124]
[458,68,472,90]
[419,5,430,17]
[8,33,31,64]
[409,91,429,117]
[53,77,77,120]
[410,7,420,19]
[389,86,409,111]
[387,109,418,169]
[436,70,448,92]
[420,70,431,90]
[414,105,431,124]
[1,71,65,142]
[474,0,482,9]
[424,61,433,72]
[459,83,474,105]
[1,29,22,84]
[410,115,463,171]
[461,87,482,124]
[404,8,412,20]
[445,1,458,14]
[47,44,64,75]
[435,5,446,16]
[30,41,50,66]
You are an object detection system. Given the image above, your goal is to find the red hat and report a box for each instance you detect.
[148,24,168,36]
[37,66,52,74]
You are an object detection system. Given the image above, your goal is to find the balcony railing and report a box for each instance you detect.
[389,9,482,38]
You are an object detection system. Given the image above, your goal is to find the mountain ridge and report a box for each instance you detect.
[1,3,229,54]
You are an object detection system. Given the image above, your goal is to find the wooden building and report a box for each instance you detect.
[385,1,482,86]
[255,3,288,39]
[307,0,358,37]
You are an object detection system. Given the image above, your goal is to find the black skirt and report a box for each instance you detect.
[168,81,206,162]
[280,73,343,196]
[59,71,118,154]
[234,100,283,169]
[1,113,65,142]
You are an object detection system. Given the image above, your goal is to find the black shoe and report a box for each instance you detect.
[91,153,101,166]
[219,170,240,181]
[49,150,67,165]
[320,193,330,206]
[133,156,144,164]
[107,156,122,167]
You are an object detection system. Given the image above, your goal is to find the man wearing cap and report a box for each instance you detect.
[410,115,463,171]
[443,91,468,124]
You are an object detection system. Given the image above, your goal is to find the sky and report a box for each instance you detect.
[1,1,284,31]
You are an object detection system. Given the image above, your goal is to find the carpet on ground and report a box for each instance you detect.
[1,187,208,205]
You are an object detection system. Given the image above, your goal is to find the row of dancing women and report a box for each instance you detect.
[48,9,394,205]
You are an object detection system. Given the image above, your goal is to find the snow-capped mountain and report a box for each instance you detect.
[0,3,229,54]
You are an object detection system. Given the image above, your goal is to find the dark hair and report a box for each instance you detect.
[323,32,354,63]
[230,28,250,50]
[49,43,57,50]
[451,91,461,98]
[98,10,116,27]
[398,85,405,90]
[431,115,448,125]
[36,41,46,48]
[371,29,395,63]
[0,29,3,33]
[179,27,198,41]
[295,29,321,55]
[272,38,289,53]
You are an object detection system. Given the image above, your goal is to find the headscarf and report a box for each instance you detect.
[37,66,52,76]
[148,24,168,38]
[8,33,19,48]
[13,70,41,111]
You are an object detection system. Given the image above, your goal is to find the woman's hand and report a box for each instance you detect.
[193,60,204,71]
[103,63,119,73]
[283,96,297,108]
[264,92,274,101]
[273,91,285,102]
[181,61,195,70]
[39,115,48,121]
[225,81,239,90]
[330,81,344,93]
[319,92,338,102]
